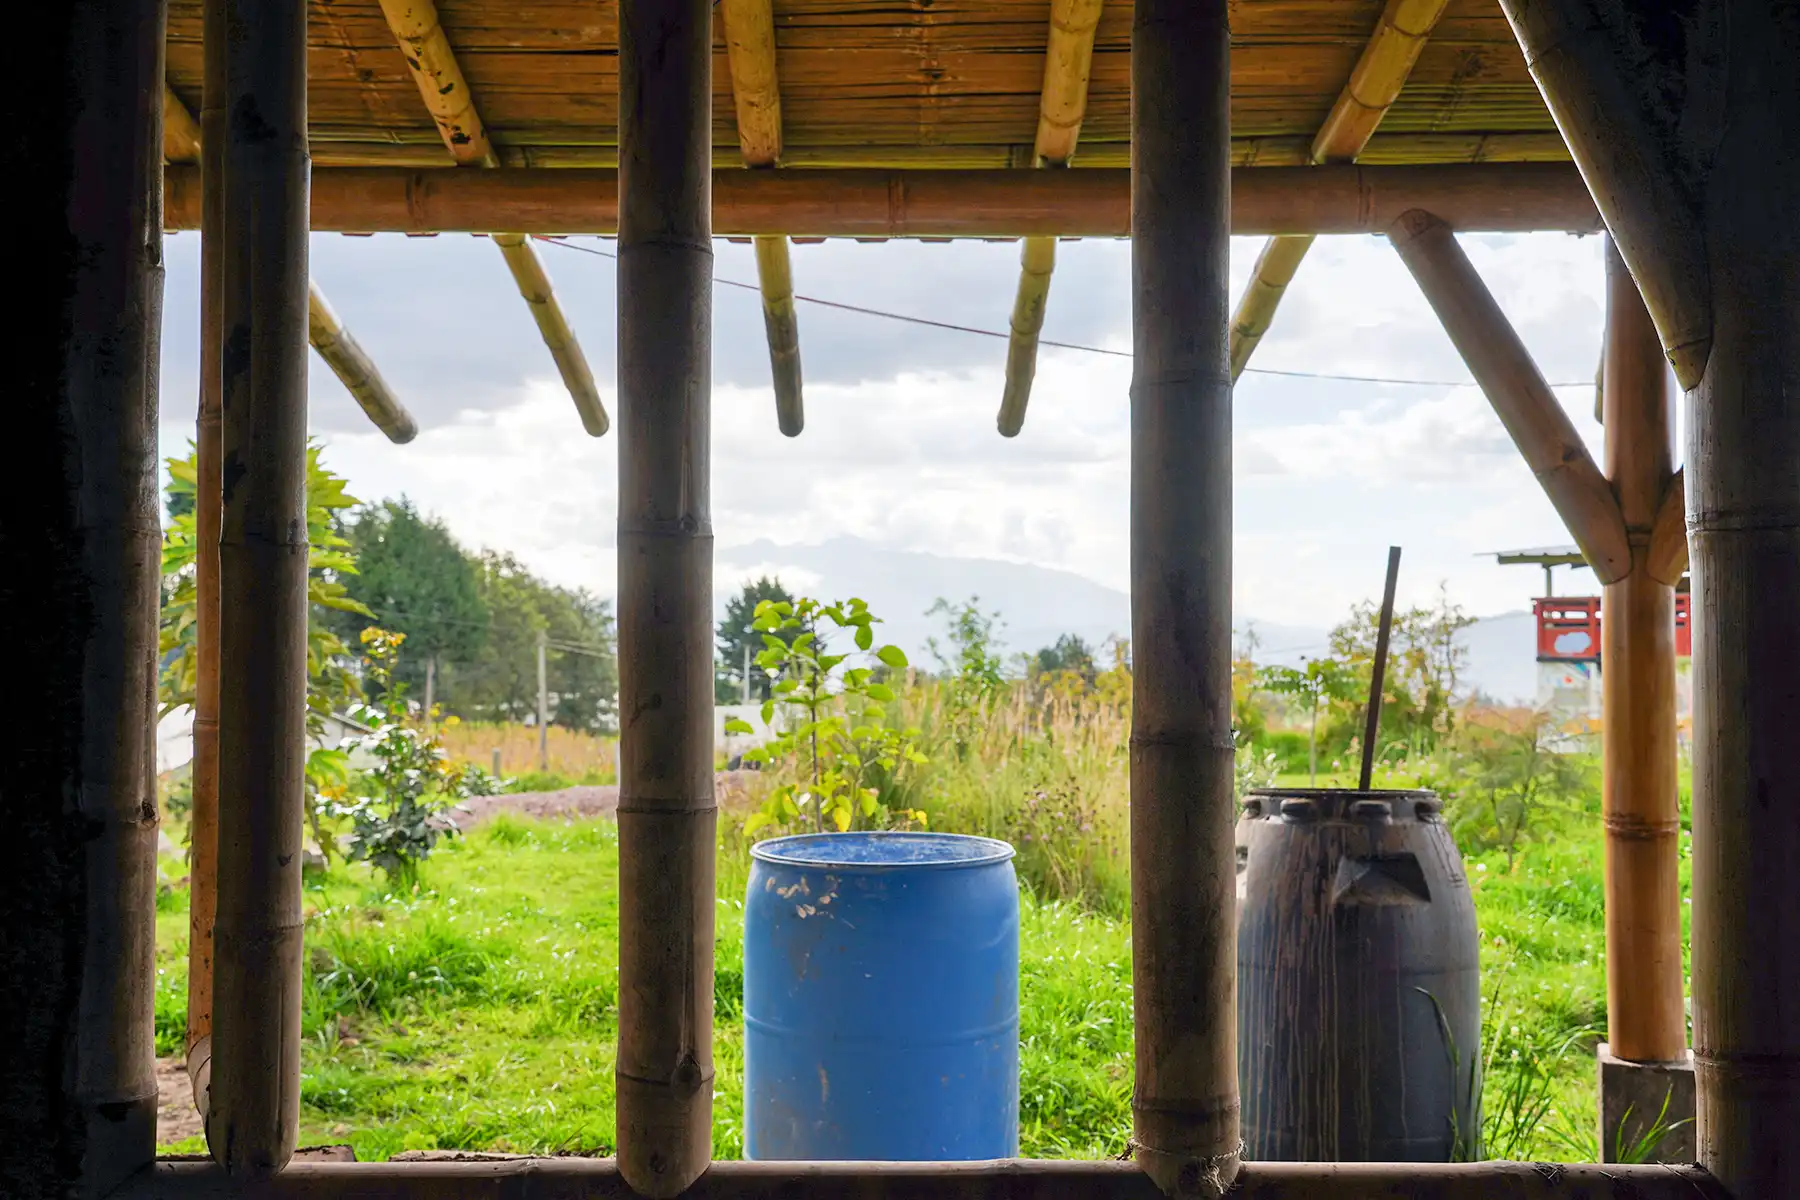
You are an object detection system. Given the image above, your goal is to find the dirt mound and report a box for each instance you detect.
[451,770,760,830]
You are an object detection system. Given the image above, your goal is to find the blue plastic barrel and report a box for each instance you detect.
[744,831,1020,1160]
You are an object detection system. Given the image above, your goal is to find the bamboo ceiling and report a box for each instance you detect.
[162,0,1566,171]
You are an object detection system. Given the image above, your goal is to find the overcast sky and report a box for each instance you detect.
[155,228,1669,631]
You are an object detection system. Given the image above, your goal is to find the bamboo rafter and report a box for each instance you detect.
[376,0,609,437]
[163,84,418,444]
[721,0,804,436]
[996,0,1105,437]
[1228,0,1451,383]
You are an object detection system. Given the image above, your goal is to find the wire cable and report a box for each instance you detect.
[533,234,1599,389]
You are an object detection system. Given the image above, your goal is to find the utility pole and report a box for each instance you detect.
[537,628,549,771]
[742,642,752,705]
[424,654,436,720]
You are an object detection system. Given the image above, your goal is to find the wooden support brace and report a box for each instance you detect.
[1646,467,1688,587]
[306,290,420,443]
[1227,0,1450,382]
[378,0,609,436]
[1388,209,1631,585]
[722,0,805,435]
[995,0,1103,435]
[161,162,1606,238]
[164,84,420,444]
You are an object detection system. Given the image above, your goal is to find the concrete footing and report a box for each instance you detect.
[1596,1042,1695,1164]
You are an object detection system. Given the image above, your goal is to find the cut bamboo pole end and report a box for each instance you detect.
[377,0,496,167]
[754,235,804,436]
[998,236,1056,436]
[721,0,782,168]
[1228,234,1314,383]
[493,234,609,437]
[1034,0,1106,165]
[1388,208,1631,585]
[306,287,419,443]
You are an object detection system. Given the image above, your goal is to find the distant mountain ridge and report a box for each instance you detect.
[713,536,1538,703]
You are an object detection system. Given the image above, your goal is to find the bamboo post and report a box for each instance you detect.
[1598,237,1685,1065]
[615,0,716,1189]
[995,0,1103,435]
[185,10,225,1125]
[208,0,310,1178]
[1227,0,1451,382]
[18,1,165,1192]
[721,0,805,436]
[1130,0,1239,1193]
[306,289,419,443]
[1498,4,1800,1191]
[376,0,609,437]
[1388,209,1631,585]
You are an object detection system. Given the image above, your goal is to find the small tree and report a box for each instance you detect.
[337,628,480,883]
[926,596,1008,757]
[1446,709,1597,871]
[733,598,928,835]
[1261,656,1361,785]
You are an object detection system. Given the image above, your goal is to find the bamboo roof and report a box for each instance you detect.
[162,0,1565,171]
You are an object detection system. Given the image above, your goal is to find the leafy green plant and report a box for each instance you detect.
[927,596,1010,758]
[1260,656,1360,784]
[1445,710,1599,870]
[336,628,479,882]
[734,598,929,835]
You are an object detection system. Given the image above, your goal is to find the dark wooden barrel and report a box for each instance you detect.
[1237,788,1480,1162]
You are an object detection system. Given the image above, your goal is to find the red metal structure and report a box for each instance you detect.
[1532,593,1691,662]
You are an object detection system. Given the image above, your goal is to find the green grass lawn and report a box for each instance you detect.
[154,809,1668,1162]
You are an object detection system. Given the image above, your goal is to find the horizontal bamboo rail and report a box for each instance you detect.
[163,163,1602,237]
[297,131,1575,171]
[117,1158,1725,1199]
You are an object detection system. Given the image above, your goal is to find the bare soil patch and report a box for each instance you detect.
[450,770,760,831]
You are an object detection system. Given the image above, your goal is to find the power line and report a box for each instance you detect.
[533,235,1598,389]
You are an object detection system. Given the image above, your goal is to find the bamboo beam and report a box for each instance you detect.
[377,0,608,436]
[1227,0,1451,383]
[996,0,1104,436]
[1504,6,1800,1188]
[163,84,419,445]
[162,163,1605,237]
[115,1157,1726,1200]
[1131,0,1238,1194]
[306,290,420,443]
[1388,209,1630,585]
[614,0,715,1192]
[1599,237,1685,1066]
[18,0,165,1192]
[721,0,805,436]
[292,129,1578,171]
[208,0,309,1178]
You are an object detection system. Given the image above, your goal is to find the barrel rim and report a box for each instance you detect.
[1244,787,1438,801]
[750,831,1016,870]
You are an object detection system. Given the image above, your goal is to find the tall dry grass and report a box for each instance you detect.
[434,719,617,784]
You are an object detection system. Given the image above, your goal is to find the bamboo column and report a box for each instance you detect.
[207,0,310,1178]
[1499,3,1800,1192]
[184,11,225,1123]
[1599,238,1684,1066]
[377,0,609,438]
[721,0,804,436]
[1130,0,1239,1193]
[614,0,715,1192]
[1388,209,1631,585]
[1227,0,1450,382]
[17,1,165,1193]
[995,0,1104,436]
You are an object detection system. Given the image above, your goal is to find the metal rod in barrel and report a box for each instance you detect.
[1359,545,1402,791]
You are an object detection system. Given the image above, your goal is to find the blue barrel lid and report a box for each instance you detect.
[751,831,1014,870]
